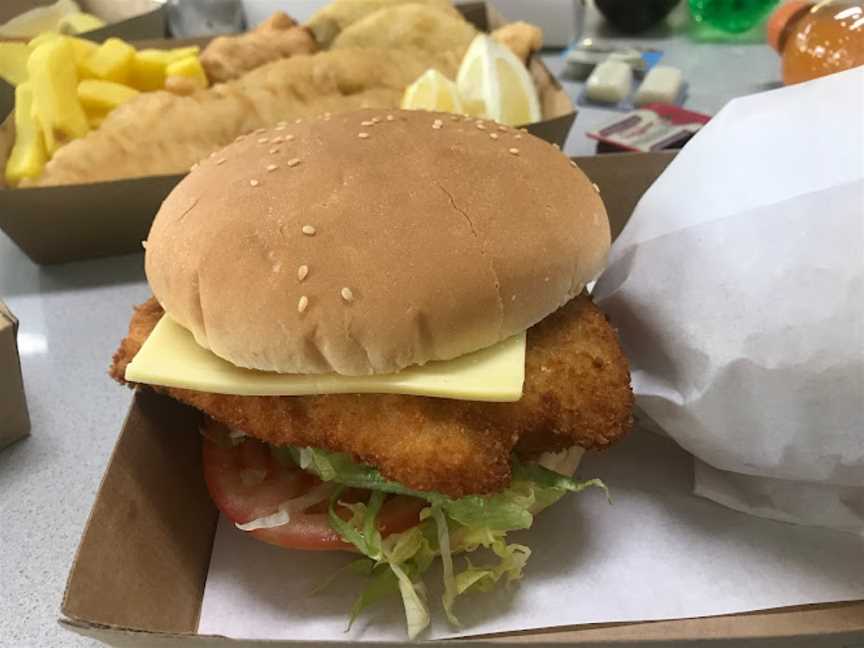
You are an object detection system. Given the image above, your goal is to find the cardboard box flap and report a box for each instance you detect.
[0,298,30,450]
[1,299,19,334]
[62,390,216,633]
[0,174,178,263]
[575,152,675,241]
[56,602,864,647]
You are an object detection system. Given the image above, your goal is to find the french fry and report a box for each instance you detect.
[5,82,47,185]
[78,78,139,112]
[27,32,97,66]
[129,46,201,91]
[67,36,98,65]
[80,37,135,84]
[27,31,60,50]
[0,42,31,85]
[165,55,208,91]
[27,37,89,154]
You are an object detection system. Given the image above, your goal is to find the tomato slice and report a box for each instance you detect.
[201,421,426,551]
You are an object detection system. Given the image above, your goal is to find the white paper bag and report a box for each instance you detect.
[594,67,864,533]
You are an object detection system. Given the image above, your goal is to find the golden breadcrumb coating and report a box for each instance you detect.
[110,294,632,497]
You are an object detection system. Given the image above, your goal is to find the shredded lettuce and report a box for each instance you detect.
[327,488,384,560]
[347,562,397,630]
[300,445,607,638]
[429,506,459,626]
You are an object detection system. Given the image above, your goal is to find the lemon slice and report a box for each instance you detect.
[456,34,541,126]
[401,69,463,113]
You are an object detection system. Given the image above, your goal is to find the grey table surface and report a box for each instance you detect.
[0,8,782,647]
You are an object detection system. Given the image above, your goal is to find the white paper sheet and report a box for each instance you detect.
[594,67,864,532]
[198,428,864,641]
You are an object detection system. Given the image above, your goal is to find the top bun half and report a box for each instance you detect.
[145,109,610,376]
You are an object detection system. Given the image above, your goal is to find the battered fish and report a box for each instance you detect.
[28,48,448,187]
[200,12,318,83]
[307,0,461,47]
[331,4,477,58]
[492,21,543,62]
[111,294,633,497]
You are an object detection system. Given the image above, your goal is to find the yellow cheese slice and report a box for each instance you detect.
[125,315,526,402]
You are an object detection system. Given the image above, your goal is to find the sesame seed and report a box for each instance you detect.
[297,265,309,281]
[508,148,520,155]
[552,143,560,150]
[498,125,507,132]
[340,287,354,302]
[358,132,370,139]
[302,225,316,235]
[592,182,601,193]
[235,135,245,142]
[250,179,260,186]
[449,115,459,121]
[209,152,216,158]
[489,133,499,140]
[361,120,374,126]
[514,134,522,140]
[295,118,302,124]
[287,158,301,167]
[271,136,283,143]
[216,158,226,165]
[258,137,268,143]
[141,240,148,249]
[569,160,578,168]
[371,116,381,123]
[432,119,443,130]
[269,147,280,154]
[476,122,486,130]
[520,127,528,132]
[266,164,278,172]
[255,128,266,134]
[190,163,198,171]
[386,114,395,121]
[285,134,295,141]
[297,296,309,313]
[277,120,287,126]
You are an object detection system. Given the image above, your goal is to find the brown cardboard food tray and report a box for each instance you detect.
[60,151,864,647]
[0,2,575,266]
[0,299,30,449]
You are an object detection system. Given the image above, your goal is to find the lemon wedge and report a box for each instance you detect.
[401,69,463,113]
[456,34,540,126]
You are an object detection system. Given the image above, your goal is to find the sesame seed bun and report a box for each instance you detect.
[144,109,610,376]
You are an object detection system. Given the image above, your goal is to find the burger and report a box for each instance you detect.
[110,109,633,637]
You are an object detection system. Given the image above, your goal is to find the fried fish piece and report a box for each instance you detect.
[331,4,476,59]
[491,21,543,63]
[28,47,450,186]
[307,0,461,47]
[200,12,318,83]
[111,294,633,497]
